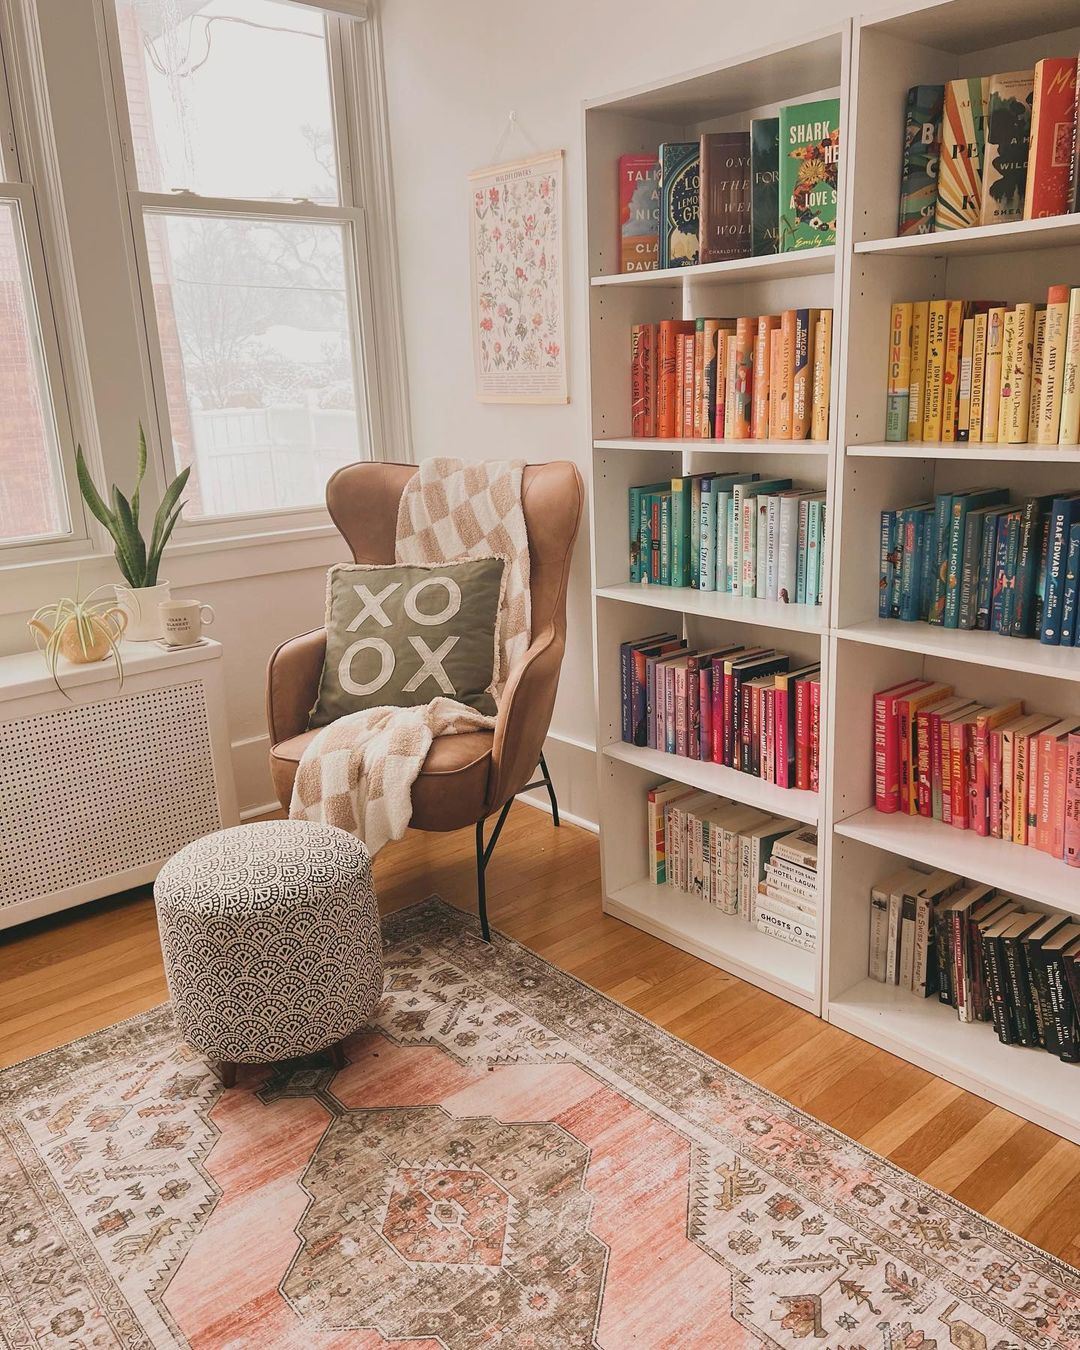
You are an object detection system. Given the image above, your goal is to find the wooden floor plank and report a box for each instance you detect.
[1,801,1077,1264]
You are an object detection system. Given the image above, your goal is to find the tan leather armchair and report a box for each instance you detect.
[266,460,584,938]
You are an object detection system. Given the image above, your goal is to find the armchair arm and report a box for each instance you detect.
[266,627,327,745]
[486,625,564,813]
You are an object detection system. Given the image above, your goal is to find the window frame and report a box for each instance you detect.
[0,0,94,565]
[99,0,404,545]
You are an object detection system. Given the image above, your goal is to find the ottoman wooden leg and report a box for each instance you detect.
[218,1062,237,1088]
[330,1042,346,1070]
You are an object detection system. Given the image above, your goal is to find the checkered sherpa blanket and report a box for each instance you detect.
[290,458,529,854]
[395,456,531,690]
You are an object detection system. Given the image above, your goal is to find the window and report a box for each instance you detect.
[0,17,77,549]
[109,0,375,524]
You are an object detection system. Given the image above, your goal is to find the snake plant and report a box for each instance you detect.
[75,426,191,588]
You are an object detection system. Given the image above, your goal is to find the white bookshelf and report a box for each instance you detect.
[585,23,848,1019]
[586,0,1080,1142]
[826,0,1080,1144]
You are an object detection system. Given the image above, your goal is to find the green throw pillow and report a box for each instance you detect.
[308,557,507,728]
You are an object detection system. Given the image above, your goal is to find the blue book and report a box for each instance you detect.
[975,508,1002,630]
[805,499,824,606]
[959,504,999,629]
[1060,522,1080,647]
[879,511,898,618]
[898,506,928,620]
[1014,495,1057,638]
[1041,494,1080,644]
[927,492,955,625]
[943,488,1008,628]
[990,509,1017,633]
[999,511,1024,636]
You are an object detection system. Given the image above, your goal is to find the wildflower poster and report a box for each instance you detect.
[468,150,568,403]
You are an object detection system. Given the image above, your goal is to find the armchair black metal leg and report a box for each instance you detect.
[475,798,514,942]
[538,751,560,827]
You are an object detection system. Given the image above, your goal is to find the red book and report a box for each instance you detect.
[795,676,811,790]
[680,333,697,437]
[630,324,658,437]
[698,666,712,761]
[686,654,703,761]
[1053,729,1079,858]
[713,333,727,437]
[1066,732,1080,867]
[764,689,775,783]
[974,701,1024,837]
[941,717,954,825]
[949,715,974,830]
[916,706,935,816]
[930,712,945,819]
[989,727,1005,837]
[658,320,694,437]
[1024,58,1079,220]
[723,667,737,768]
[809,676,822,793]
[774,687,789,789]
[899,684,952,815]
[873,679,928,812]
[711,666,726,764]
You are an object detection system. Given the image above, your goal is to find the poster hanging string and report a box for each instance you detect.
[489,111,540,166]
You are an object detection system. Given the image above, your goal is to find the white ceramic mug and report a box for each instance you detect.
[159,599,215,647]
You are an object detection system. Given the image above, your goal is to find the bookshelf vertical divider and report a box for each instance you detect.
[585,0,1080,1144]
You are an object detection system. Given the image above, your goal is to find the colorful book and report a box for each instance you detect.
[980,72,1033,226]
[811,309,831,442]
[1024,58,1078,219]
[886,302,913,440]
[907,301,930,441]
[699,132,751,263]
[778,98,840,252]
[658,142,700,269]
[898,84,945,235]
[1038,286,1071,444]
[936,77,988,230]
[982,306,1005,442]
[922,300,948,440]
[619,154,660,273]
[791,309,816,440]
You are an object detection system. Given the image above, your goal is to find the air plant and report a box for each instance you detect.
[75,425,190,588]
[28,581,127,697]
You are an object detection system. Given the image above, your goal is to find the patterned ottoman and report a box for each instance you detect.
[154,820,383,1084]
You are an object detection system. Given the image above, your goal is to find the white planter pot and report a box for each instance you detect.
[115,581,171,641]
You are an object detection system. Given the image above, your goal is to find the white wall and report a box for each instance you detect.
[379,0,893,824]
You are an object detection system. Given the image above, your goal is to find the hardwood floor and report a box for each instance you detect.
[2,801,1078,1266]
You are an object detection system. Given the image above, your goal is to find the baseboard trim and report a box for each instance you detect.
[240,800,282,822]
[516,790,599,834]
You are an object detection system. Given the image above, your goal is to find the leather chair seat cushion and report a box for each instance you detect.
[269,728,494,834]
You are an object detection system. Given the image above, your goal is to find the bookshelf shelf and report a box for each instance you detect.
[827,980,1080,1145]
[854,214,1080,261]
[847,442,1080,464]
[606,877,818,1010]
[595,583,828,632]
[595,438,831,457]
[837,619,1080,683]
[834,809,1080,917]
[590,246,836,290]
[603,739,820,825]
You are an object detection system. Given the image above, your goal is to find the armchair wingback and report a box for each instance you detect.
[266,460,584,847]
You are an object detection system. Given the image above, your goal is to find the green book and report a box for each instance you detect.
[659,492,672,585]
[944,489,1008,627]
[778,98,840,252]
[750,116,780,256]
[671,476,696,587]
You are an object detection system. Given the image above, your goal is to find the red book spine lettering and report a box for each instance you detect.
[795,678,811,790]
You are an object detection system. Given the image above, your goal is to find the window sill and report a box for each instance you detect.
[0,519,349,618]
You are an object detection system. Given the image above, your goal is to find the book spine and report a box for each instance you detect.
[975,510,998,630]
[886,302,913,441]
[1028,308,1047,442]
[1066,733,1080,867]
[956,316,974,441]
[982,307,1005,442]
[777,310,795,438]
[983,934,1015,1044]
[1024,59,1079,219]
[693,322,705,439]
[1060,289,1080,444]
[752,315,775,438]
[907,301,930,440]
[795,678,811,791]
[1002,936,1039,1047]
[922,300,948,441]
[1061,522,1080,646]
[940,299,963,442]
[631,326,646,438]
[792,309,815,440]
[733,316,754,439]
[1005,302,1034,444]
[1038,287,1069,443]
[680,333,696,438]
[969,312,987,442]
[810,677,821,793]
[775,686,790,788]
[811,309,831,442]
[1041,500,1072,645]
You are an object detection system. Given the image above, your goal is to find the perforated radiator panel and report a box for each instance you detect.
[0,681,222,911]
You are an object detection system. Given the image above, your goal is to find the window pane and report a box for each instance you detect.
[146,211,364,517]
[115,0,339,204]
[0,200,70,545]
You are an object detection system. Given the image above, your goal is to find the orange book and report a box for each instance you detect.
[777,310,796,438]
[693,324,705,437]
[723,330,739,437]
[768,327,783,437]
[732,315,754,438]
[657,319,695,437]
[714,332,728,436]
[680,333,696,437]
[751,314,780,438]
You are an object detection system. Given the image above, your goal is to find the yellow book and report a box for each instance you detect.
[969,312,987,443]
[940,300,964,442]
[997,308,1017,442]
[957,316,975,441]
[777,310,796,438]
[921,300,948,442]
[723,330,739,438]
[811,308,832,441]
[886,302,913,441]
[792,309,819,440]
[1027,307,1047,443]
[1039,285,1071,443]
[982,306,1005,443]
[1005,301,1034,444]
[1061,288,1080,445]
[907,301,929,441]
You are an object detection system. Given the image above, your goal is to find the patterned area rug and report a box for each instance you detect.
[1,899,1078,1349]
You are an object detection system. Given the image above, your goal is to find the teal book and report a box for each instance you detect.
[805,499,824,605]
[750,116,780,255]
[629,481,668,582]
[658,142,700,269]
[659,493,672,585]
[778,98,840,251]
[897,84,944,235]
[944,488,1008,627]
[1014,495,1057,638]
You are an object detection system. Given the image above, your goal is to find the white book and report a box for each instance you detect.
[770,827,818,869]
[756,893,818,932]
[757,882,817,919]
[714,492,731,592]
[765,496,780,600]
[777,494,801,604]
[757,908,816,949]
[868,887,891,982]
[764,858,818,902]
[740,496,756,596]
[756,496,770,599]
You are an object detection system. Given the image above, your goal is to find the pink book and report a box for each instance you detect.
[1052,735,1073,859]
[989,728,1004,837]
[775,686,790,788]
[873,679,927,812]
[674,664,689,756]
[1036,728,1056,853]
[810,677,821,793]
[699,667,712,761]
[1065,732,1080,867]
[711,667,726,764]
[1027,735,1042,848]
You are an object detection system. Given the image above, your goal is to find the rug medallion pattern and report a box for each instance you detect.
[0,898,1077,1348]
